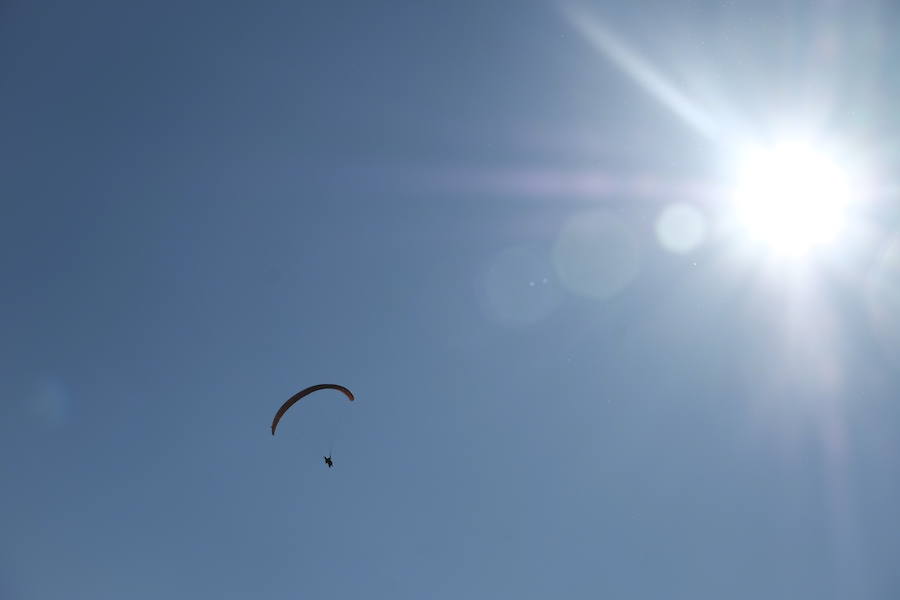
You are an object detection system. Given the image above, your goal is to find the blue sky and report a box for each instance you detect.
[3,1,900,598]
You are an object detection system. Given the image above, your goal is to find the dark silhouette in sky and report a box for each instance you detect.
[270,384,355,435]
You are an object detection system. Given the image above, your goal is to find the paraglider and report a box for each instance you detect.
[270,384,355,435]
[323,455,334,468]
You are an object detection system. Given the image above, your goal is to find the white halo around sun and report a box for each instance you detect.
[731,141,856,256]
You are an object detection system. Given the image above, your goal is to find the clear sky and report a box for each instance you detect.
[3,1,900,598]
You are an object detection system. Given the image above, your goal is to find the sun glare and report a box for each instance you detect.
[732,141,855,256]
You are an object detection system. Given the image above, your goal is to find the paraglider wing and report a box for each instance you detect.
[271,384,355,435]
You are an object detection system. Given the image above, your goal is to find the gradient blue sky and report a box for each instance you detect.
[3,1,900,598]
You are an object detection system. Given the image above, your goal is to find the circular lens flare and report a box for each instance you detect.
[733,141,854,256]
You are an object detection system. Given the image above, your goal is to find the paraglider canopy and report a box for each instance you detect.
[270,384,355,435]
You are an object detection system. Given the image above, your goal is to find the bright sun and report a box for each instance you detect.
[732,140,855,256]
